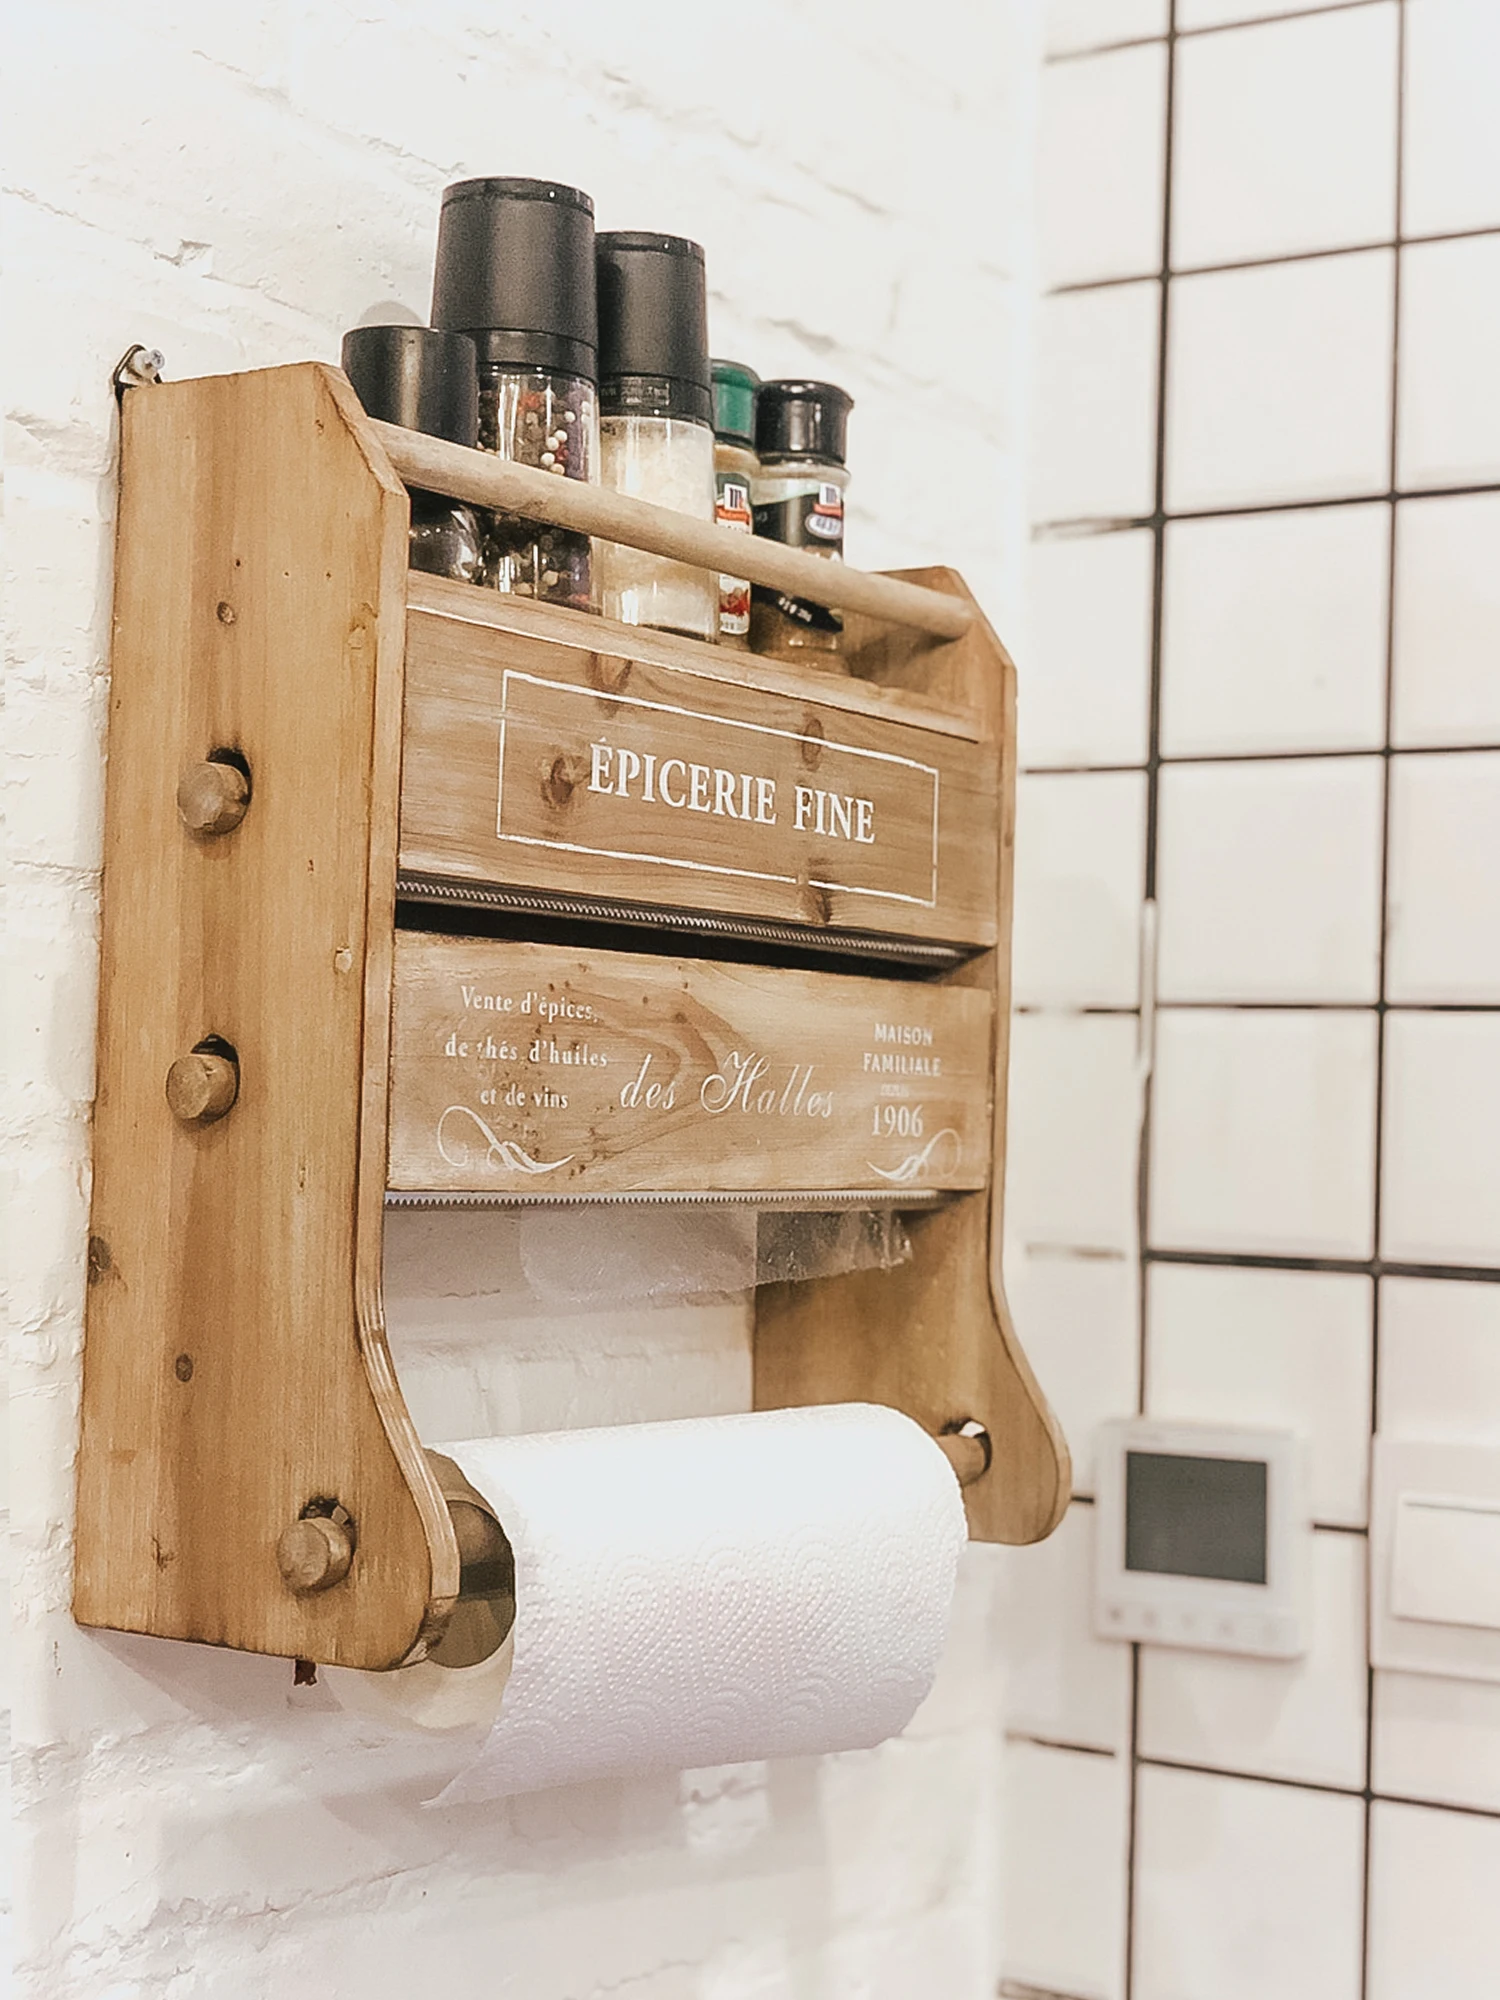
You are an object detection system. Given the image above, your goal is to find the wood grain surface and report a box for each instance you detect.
[400,591,999,948]
[74,363,459,1668]
[754,576,1073,1545]
[389,934,994,1195]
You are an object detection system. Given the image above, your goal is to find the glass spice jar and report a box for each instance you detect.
[595,232,718,642]
[431,177,600,612]
[751,379,854,667]
[711,360,759,649]
[340,324,483,585]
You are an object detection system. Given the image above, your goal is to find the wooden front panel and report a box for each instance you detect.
[399,593,999,947]
[389,934,994,1196]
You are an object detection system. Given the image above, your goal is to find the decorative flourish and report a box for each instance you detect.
[437,1105,573,1176]
[867,1128,961,1184]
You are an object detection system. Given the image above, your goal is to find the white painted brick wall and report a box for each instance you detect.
[3,6,1041,1993]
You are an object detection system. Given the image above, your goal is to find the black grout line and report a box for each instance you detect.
[1048,220,1500,295]
[1022,741,1500,775]
[1146,1246,1500,1285]
[1136,1760,1500,1827]
[1361,6,1405,1982]
[1376,1790,1500,1824]
[1005,1732,1119,1759]
[1138,1753,1367,1801]
[1125,9,1177,1992]
[1032,474,1500,536]
[1043,0,1393,66]
[1019,1000,1500,1016]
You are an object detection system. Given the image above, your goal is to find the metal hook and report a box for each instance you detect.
[113,344,166,400]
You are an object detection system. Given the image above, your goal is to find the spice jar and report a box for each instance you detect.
[595,232,717,641]
[341,324,483,585]
[711,360,759,649]
[751,379,854,666]
[431,177,599,611]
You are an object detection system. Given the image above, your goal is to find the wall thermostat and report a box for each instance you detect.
[1093,1418,1309,1659]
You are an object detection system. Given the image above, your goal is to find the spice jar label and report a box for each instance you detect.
[752,483,847,633]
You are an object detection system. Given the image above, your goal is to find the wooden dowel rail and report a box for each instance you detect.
[371,420,976,642]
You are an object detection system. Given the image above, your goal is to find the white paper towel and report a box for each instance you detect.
[334,1403,966,1800]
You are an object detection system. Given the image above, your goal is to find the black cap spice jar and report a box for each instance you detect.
[711,360,759,650]
[595,231,717,641]
[341,324,483,586]
[751,379,854,668]
[432,177,599,611]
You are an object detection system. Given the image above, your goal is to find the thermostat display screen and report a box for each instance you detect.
[1125,1451,1268,1586]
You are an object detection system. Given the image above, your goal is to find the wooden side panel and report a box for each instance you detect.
[388,934,993,1195]
[74,364,458,1667]
[756,583,1071,1545]
[399,597,999,948]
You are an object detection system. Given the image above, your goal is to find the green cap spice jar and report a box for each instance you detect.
[711,360,759,650]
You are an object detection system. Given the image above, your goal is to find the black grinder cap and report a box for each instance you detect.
[340,324,479,446]
[595,231,712,426]
[756,379,854,466]
[431,177,597,380]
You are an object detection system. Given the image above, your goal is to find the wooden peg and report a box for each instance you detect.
[277,1515,355,1594]
[177,759,250,836]
[165,1048,239,1124]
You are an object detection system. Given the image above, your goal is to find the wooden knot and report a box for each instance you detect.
[587,652,632,697]
[177,759,250,836]
[165,1048,239,1124]
[799,716,826,769]
[277,1513,355,1594]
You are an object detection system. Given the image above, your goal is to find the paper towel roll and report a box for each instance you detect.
[333,1403,965,1800]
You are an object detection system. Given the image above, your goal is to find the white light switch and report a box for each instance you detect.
[1392,1495,1500,1631]
[1373,1440,1500,1682]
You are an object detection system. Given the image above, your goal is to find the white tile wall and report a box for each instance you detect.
[1147,1263,1373,1526]
[1133,1765,1365,2000]
[1154,756,1385,1003]
[1000,1741,1130,2000]
[1046,0,1168,57]
[1171,5,1397,269]
[1138,1530,1369,1788]
[1000,1501,1133,1755]
[1007,1013,1144,1255]
[1374,1669,1500,1815]
[1391,493,1500,748]
[1149,1009,1379,1258]
[1013,771,1147,1008]
[1022,529,1155,769]
[1379,1275,1500,1444]
[1040,42,1166,286]
[1166,250,1395,510]
[1381,1014,1500,1266]
[1033,282,1161,523]
[1387,752,1500,1002]
[1397,234,1500,491]
[1368,1801,1500,2000]
[1402,0,1500,237]
[1024,8,1500,1997]
[1159,503,1389,758]
[1002,1248,1141,1494]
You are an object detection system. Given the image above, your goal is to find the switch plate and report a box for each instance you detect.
[1373,1439,1500,1681]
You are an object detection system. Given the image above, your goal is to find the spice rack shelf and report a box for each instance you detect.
[73,361,1070,1674]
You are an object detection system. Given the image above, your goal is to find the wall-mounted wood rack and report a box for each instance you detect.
[74,361,1069,1673]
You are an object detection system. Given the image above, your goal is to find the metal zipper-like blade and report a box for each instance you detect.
[384,1187,949,1212]
[395,873,968,970]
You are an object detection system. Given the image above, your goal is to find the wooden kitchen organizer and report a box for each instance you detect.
[74,361,1069,1673]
